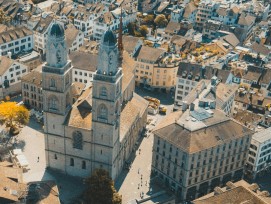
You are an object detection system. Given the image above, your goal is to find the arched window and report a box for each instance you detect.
[100,87,107,98]
[73,131,83,150]
[49,96,58,110]
[50,78,56,87]
[98,104,108,120]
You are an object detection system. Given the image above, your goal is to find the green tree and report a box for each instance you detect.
[84,169,122,204]
[154,14,168,27]
[139,25,148,37]
[0,9,10,24]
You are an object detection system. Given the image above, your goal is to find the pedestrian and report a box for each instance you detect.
[37,156,39,162]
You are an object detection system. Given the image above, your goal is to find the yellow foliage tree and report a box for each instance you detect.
[0,102,29,134]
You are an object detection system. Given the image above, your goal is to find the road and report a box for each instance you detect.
[116,88,174,203]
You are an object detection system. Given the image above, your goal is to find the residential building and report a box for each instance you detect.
[246,127,271,179]
[212,5,239,26]
[93,8,136,40]
[151,93,253,202]
[0,161,61,204]
[21,70,43,111]
[18,51,42,72]
[135,46,178,92]
[123,35,143,57]
[196,1,219,30]
[65,24,84,52]
[0,56,29,99]
[0,26,33,57]
[69,51,98,87]
[182,2,197,24]
[32,14,54,55]
[43,22,148,179]
[174,62,233,106]
[192,180,271,204]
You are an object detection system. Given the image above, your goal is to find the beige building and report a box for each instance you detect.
[43,23,148,179]
[193,180,271,204]
[135,46,178,91]
[151,87,253,202]
[21,70,43,111]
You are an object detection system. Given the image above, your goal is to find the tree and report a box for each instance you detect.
[154,14,168,27]
[84,169,122,204]
[139,25,148,37]
[127,22,136,36]
[143,14,154,25]
[0,8,10,24]
[0,102,29,134]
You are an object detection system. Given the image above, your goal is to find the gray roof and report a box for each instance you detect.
[136,46,165,63]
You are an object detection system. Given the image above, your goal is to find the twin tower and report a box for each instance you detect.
[42,21,123,179]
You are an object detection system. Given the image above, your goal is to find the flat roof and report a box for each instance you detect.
[252,127,271,143]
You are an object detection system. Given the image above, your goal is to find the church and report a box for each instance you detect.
[42,21,148,179]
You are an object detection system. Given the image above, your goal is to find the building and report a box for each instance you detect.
[21,70,43,111]
[246,127,271,180]
[17,51,42,72]
[174,62,233,107]
[196,1,219,30]
[0,26,33,57]
[192,180,271,204]
[32,14,54,55]
[0,161,61,204]
[43,22,148,179]
[65,24,84,52]
[135,46,178,91]
[69,51,98,87]
[151,90,253,202]
[0,56,29,99]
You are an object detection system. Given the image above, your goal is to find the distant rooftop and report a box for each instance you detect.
[253,127,271,144]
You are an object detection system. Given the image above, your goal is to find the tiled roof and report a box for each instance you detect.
[21,70,42,87]
[0,56,14,76]
[136,46,165,62]
[183,2,197,18]
[33,15,54,34]
[0,26,33,44]
[65,24,80,48]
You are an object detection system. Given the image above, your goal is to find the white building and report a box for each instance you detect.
[246,127,271,179]
[0,56,29,99]
[93,8,136,40]
[65,24,84,52]
[0,26,34,57]
[72,3,108,38]
[32,14,54,55]
[69,51,97,87]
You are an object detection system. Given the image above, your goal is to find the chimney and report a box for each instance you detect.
[7,51,12,59]
[214,187,224,195]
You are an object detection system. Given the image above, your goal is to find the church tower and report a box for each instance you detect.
[42,21,73,170]
[92,30,123,179]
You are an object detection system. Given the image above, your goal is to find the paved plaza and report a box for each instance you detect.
[11,118,85,204]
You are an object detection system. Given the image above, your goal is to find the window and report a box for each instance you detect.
[82,161,86,169]
[49,95,58,110]
[100,87,107,98]
[98,104,108,120]
[73,131,83,150]
[54,154,57,160]
[70,158,74,166]
[50,78,56,87]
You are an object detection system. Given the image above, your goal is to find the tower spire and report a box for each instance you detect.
[118,6,123,66]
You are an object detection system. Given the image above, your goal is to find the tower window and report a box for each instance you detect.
[50,78,56,87]
[100,87,107,98]
[82,161,86,169]
[98,104,108,120]
[73,131,83,150]
[49,95,58,110]
[70,158,74,166]
[54,154,57,160]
